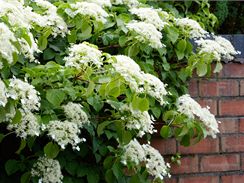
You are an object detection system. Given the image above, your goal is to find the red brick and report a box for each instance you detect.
[200,154,240,172]
[218,118,239,133]
[164,178,177,183]
[151,138,176,155]
[199,80,239,97]
[220,63,244,78]
[179,176,219,183]
[241,154,244,170]
[178,138,219,154]
[197,99,217,115]
[171,156,198,174]
[221,136,244,152]
[222,175,244,183]
[240,80,244,96]
[239,118,244,132]
[219,99,244,116]
[189,79,198,97]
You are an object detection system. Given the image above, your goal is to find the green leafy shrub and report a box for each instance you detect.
[0,0,239,183]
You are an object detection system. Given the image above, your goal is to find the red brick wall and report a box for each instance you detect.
[153,63,244,183]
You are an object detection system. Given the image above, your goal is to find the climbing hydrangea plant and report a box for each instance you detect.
[0,0,240,183]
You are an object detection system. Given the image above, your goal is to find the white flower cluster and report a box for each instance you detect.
[177,94,219,138]
[142,144,171,180]
[63,102,89,127]
[0,0,68,64]
[0,22,18,66]
[130,8,168,31]
[0,79,7,107]
[175,18,207,39]
[126,21,164,49]
[113,55,167,105]
[142,73,168,105]
[0,0,40,62]
[64,42,103,68]
[120,104,156,137]
[121,139,170,180]
[110,0,139,8]
[65,2,109,23]
[196,36,240,61]
[8,78,40,112]
[31,157,63,183]
[0,0,33,29]
[45,120,86,150]
[7,109,40,139]
[32,0,68,37]
[84,0,111,7]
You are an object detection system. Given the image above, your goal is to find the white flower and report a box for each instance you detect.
[142,73,167,105]
[121,139,145,165]
[0,0,32,29]
[126,21,164,49]
[214,36,240,60]
[8,78,40,112]
[0,22,18,66]
[0,79,8,107]
[64,42,103,68]
[119,104,156,137]
[142,144,170,180]
[121,139,170,180]
[65,2,109,23]
[175,18,207,38]
[85,0,111,7]
[32,0,68,37]
[7,109,40,139]
[113,55,167,105]
[110,0,139,7]
[63,102,89,127]
[31,157,63,183]
[130,8,168,31]
[177,94,219,138]
[196,36,239,61]
[17,34,40,63]
[46,120,85,150]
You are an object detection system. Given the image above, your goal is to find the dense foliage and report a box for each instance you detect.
[211,1,244,33]
[0,0,239,183]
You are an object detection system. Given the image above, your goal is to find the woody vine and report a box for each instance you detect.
[0,0,240,183]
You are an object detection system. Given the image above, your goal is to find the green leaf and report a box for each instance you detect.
[12,109,22,124]
[46,89,65,106]
[5,159,20,175]
[103,156,114,170]
[112,163,123,179]
[132,96,149,112]
[165,26,179,43]
[97,121,114,136]
[20,172,31,183]
[105,169,115,183]
[67,29,77,43]
[176,39,186,60]
[43,48,56,61]
[160,125,171,139]
[0,133,5,143]
[213,62,223,73]
[85,81,95,97]
[16,139,26,154]
[44,142,60,158]
[128,43,140,57]
[151,107,161,119]
[180,134,191,146]
[196,62,208,76]
[87,172,99,183]
[78,21,92,41]
[87,96,103,112]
